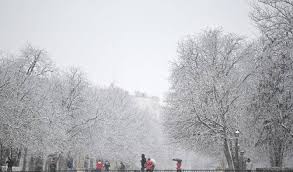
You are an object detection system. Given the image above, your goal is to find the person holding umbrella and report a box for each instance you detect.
[172,159,182,172]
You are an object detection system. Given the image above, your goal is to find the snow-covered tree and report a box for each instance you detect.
[0,44,54,168]
[0,44,173,170]
[247,0,293,167]
[164,29,253,169]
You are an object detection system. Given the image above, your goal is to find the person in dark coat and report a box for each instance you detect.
[6,157,13,172]
[104,160,110,171]
[84,157,89,172]
[119,162,126,171]
[141,154,146,172]
[49,163,56,172]
[67,157,73,172]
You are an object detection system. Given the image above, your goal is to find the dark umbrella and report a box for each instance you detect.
[172,158,182,162]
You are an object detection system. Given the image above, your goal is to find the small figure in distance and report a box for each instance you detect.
[176,160,182,172]
[6,157,13,172]
[104,160,110,172]
[145,158,153,172]
[119,161,126,171]
[246,158,253,172]
[172,158,182,172]
[141,154,146,172]
[67,155,73,172]
[96,160,103,172]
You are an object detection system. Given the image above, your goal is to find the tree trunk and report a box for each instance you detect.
[221,114,234,170]
[35,156,43,172]
[269,140,284,167]
[0,141,3,166]
[58,153,66,170]
[22,147,28,171]
[44,158,49,172]
[28,156,35,171]
[90,158,93,169]
[10,147,12,158]
[15,148,21,166]
[224,138,234,170]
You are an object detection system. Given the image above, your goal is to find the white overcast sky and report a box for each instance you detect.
[0,0,257,99]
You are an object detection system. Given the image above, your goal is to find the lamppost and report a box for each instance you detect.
[235,130,240,170]
[239,151,245,171]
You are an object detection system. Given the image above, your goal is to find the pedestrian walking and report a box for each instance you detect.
[145,158,153,172]
[172,158,182,172]
[176,160,182,172]
[118,161,126,172]
[141,154,146,172]
[246,158,253,172]
[49,159,56,172]
[96,160,103,172]
[119,162,126,171]
[104,160,110,171]
[6,157,13,172]
[67,157,74,172]
[84,157,89,172]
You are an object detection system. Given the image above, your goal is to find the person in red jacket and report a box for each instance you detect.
[145,158,153,172]
[96,160,103,172]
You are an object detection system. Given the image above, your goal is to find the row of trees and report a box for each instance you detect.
[0,45,169,170]
[164,0,293,169]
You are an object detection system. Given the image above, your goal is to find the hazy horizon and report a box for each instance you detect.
[0,0,258,99]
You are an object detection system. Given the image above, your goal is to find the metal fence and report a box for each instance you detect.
[3,170,293,172]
